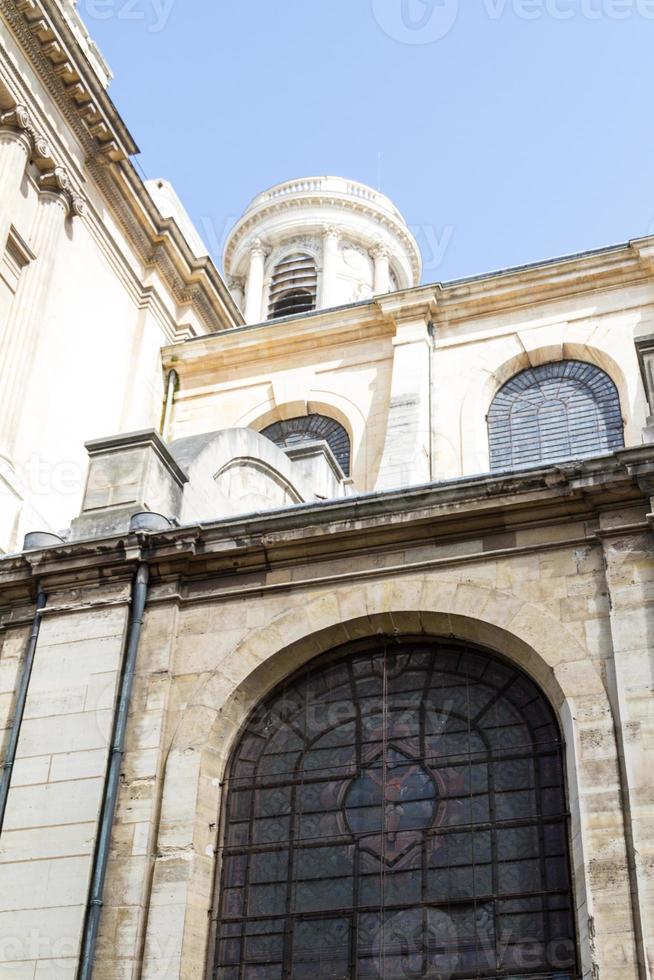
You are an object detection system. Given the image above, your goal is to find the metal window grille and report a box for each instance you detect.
[488,360,625,472]
[212,640,579,980]
[261,414,351,476]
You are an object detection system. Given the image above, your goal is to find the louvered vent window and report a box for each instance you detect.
[261,414,351,475]
[488,360,625,472]
[268,253,318,320]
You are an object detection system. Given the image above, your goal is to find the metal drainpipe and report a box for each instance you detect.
[161,369,179,442]
[0,586,46,834]
[78,562,150,980]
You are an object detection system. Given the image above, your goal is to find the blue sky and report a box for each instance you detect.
[85,0,654,283]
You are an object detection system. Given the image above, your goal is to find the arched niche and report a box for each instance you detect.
[141,582,638,980]
[212,635,580,979]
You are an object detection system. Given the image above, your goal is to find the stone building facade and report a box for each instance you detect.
[1,3,654,979]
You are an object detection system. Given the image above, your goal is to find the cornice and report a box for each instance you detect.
[161,300,396,373]
[1,0,134,162]
[170,246,654,368]
[0,103,85,214]
[165,235,654,368]
[225,193,422,284]
[1,447,651,599]
[434,240,653,326]
[1,0,244,333]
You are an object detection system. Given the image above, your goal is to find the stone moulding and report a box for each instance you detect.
[0,104,86,216]
[225,191,423,285]
[6,0,133,164]
[2,445,654,600]
[1,0,243,333]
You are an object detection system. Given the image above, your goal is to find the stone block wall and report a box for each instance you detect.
[1,460,654,977]
[60,489,650,979]
[0,582,131,978]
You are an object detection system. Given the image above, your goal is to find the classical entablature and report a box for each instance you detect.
[224,177,422,286]
[223,177,423,322]
[0,0,243,336]
[1,0,130,163]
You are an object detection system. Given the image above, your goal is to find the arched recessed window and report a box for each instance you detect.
[212,639,578,979]
[268,253,318,319]
[488,360,624,472]
[261,414,351,476]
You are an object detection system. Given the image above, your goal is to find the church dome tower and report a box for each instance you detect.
[223,176,422,323]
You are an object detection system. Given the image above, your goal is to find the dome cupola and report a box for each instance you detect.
[223,176,422,323]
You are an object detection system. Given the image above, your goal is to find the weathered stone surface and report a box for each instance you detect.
[2,2,654,973]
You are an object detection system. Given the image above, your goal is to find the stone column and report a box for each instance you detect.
[0,188,70,463]
[320,225,340,309]
[375,314,432,490]
[0,114,31,251]
[227,275,245,312]
[244,238,266,323]
[373,244,390,295]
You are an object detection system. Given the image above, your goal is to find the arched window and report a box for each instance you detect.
[488,360,624,472]
[212,640,578,979]
[261,414,351,476]
[268,253,318,319]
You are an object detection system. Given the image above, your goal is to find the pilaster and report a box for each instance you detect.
[0,188,70,464]
[375,313,432,490]
[0,117,31,252]
[598,503,654,980]
[94,597,179,978]
[635,335,654,443]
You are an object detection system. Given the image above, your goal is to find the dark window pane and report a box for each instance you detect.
[489,359,624,471]
[214,642,579,979]
[261,414,351,475]
[292,918,350,978]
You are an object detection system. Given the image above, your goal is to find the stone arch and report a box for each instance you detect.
[240,394,358,444]
[238,392,369,487]
[460,342,634,475]
[488,360,625,471]
[260,414,351,475]
[170,427,306,522]
[265,238,322,274]
[142,578,638,980]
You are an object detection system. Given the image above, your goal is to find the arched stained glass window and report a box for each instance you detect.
[212,640,579,979]
[261,414,351,476]
[488,360,624,472]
